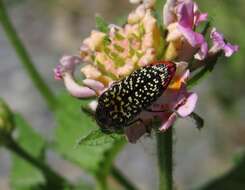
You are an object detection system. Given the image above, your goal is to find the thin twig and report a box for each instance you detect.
[4,135,73,189]
[111,165,138,190]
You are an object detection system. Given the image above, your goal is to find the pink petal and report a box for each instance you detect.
[159,113,177,132]
[195,12,208,26]
[54,55,82,80]
[175,61,188,73]
[193,2,208,26]
[166,23,182,42]
[177,1,194,28]
[194,41,208,60]
[210,28,225,48]
[210,28,239,57]
[177,24,204,47]
[83,79,105,92]
[223,43,239,57]
[180,69,190,83]
[60,55,81,73]
[53,64,63,80]
[177,92,198,117]
[163,0,177,26]
[63,74,96,98]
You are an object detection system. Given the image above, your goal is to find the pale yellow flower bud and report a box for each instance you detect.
[83,30,106,51]
[129,0,142,4]
[81,65,102,79]
[142,10,156,34]
[117,62,135,76]
[166,23,182,42]
[142,32,154,51]
[144,0,156,8]
[128,5,146,24]
[164,41,179,61]
[138,48,155,66]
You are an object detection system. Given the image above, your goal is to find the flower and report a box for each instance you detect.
[163,0,208,61]
[209,28,239,57]
[54,56,102,98]
[55,2,163,97]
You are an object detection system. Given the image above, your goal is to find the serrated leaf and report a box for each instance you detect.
[77,129,125,146]
[95,15,109,33]
[10,114,46,190]
[54,93,126,175]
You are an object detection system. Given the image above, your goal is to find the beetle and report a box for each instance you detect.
[95,61,176,133]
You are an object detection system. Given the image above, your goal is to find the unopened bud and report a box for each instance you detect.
[164,41,179,61]
[0,99,15,144]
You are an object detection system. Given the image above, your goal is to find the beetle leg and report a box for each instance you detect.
[145,108,172,113]
[127,118,151,134]
[127,118,144,126]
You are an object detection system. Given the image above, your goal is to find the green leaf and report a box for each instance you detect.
[77,129,125,146]
[10,114,46,190]
[154,0,166,27]
[53,93,126,176]
[95,15,109,33]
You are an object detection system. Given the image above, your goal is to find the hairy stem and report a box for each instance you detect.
[0,0,57,111]
[111,165,138,190]
[157,128,173,190]
[4,135,72,189]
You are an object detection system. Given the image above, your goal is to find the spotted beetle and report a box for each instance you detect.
[95,61,176,133]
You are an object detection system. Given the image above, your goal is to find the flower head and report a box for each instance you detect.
[54,0,238,142]
[55,2,164,98]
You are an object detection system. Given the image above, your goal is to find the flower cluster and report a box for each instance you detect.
[54,0,238,142]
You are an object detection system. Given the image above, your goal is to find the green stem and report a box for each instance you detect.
[0,0,57,111]
[4,135,72,189]
[156,128,173,190]
[111,165,138,190]
[96,177,107,190]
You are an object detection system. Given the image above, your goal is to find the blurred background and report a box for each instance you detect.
[0,0,244,189]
